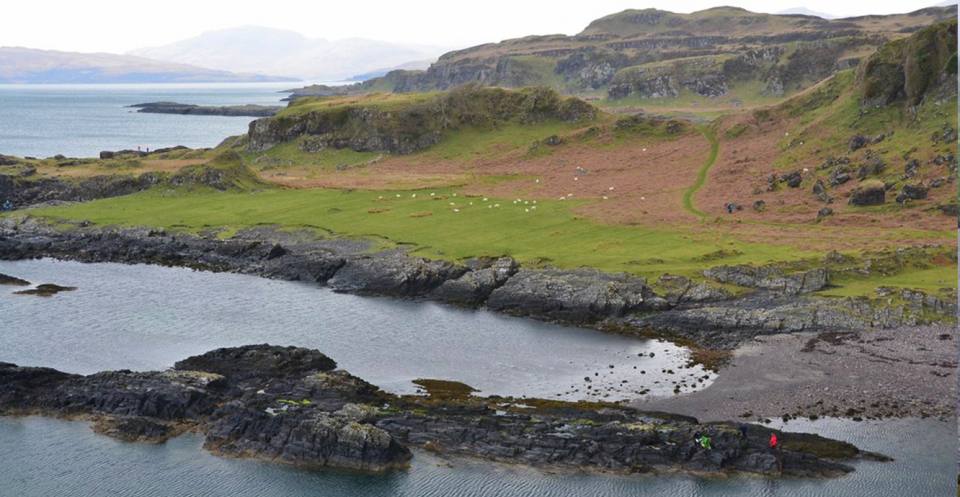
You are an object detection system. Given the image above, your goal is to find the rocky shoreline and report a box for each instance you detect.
[0,344,883,477]
[0,217,953,351]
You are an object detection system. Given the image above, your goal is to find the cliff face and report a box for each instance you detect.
[247,86,597,154]
[296,6,955,102]
[859,19,958,107]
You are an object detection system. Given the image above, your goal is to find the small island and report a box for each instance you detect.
[129,102,282,117]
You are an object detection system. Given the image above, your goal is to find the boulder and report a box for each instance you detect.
[848,182,885,206]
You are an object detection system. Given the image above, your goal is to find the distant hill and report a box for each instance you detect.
[130,26,448,81]
[323,5,954,105]
[347,59,435,82]
[775,7,838,19]
[0,47,294,84]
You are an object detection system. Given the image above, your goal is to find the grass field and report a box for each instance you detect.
[27,186,820,279]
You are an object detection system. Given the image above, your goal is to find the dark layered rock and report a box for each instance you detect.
[0,345,874,478]
[429,256,517,305]
[657,274,734,306]
[328,252,467,297]
[703,265,828,295]
[487,268,661,323]
[13,283,77,296]
[0,272,29,285]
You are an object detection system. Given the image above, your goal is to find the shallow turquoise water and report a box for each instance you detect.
[0,83,295,158]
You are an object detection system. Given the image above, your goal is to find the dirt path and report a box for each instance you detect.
[681,127,719,218]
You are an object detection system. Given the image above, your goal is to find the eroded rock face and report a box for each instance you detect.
[0,345,870,478]
[487,268,661,323]
[430,257,518,305]
[327,253,467,297]
[703,265,828,295]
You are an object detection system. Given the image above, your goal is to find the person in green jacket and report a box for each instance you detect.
[698,435,712,450]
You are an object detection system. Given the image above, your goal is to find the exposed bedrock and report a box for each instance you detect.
[0,345,878,477]
[0,217,953,349]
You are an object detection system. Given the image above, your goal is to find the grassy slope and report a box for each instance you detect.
[27,186,813,279]
[6,71,954,296]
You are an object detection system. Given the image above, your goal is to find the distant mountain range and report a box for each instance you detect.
[129,26,449,81]
[0,47,294,84]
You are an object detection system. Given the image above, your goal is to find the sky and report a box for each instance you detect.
[1,0,950,53]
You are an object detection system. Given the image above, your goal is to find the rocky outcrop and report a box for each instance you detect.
[247,86,597,154]
[0,345,876,478]
[0,156,258,210]
[130,102,282,117]
[429,256,518,305]
[703,265,828,295]
[328,252,467,297]
[486,268,662,323]
[859,19,958,107]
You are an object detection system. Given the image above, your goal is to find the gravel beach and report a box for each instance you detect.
[634,326,957,422]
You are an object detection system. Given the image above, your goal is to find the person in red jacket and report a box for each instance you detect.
[769,433,778,449]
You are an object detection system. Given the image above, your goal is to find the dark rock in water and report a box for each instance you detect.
[130,102,282,117]
[92,415,175,443]
[848,182,885,206]
[204,402,411,471]
[487,268,661,323]
[0,345,872,478]
[13,283,76,296]
[0,273,30,286]
[174,344,336,382]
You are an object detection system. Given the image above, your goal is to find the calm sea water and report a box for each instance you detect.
[0,258,713,400]
[0,416,950,497]
[0,259,953,496]
[0,83,302,158]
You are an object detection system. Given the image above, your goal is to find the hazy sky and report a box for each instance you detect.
[2,0,948,53]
